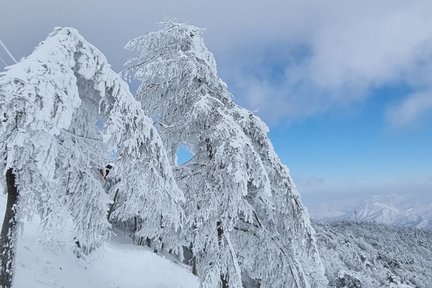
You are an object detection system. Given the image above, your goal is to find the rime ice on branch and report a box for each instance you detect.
[125,22,327,288]
[0,27,183,286]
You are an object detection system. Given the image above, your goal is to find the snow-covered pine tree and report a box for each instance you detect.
[126,24,271,287]
[0,27,183,287]
[232,109,327,287]
[124,22,327,288]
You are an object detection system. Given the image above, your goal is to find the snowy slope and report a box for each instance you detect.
[0,196,198,288]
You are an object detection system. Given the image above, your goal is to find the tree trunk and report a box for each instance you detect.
[0,168,19,288]
[107,189,119,222]
[217,221,229,288]
[221,275,229,288]
[191,256,198,276]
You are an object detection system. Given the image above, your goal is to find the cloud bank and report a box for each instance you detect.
[1,0,432,126]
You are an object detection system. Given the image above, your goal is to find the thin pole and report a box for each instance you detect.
[0,40,17,64]
[0,55,7,66]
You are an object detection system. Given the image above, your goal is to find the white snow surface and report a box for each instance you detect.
[0,196,198,288]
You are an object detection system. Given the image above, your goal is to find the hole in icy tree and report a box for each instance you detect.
[176,144,193,166]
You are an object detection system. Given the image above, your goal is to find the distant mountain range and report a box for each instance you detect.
[311,194,432,229]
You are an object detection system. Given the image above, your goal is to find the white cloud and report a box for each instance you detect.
[217,1,432,124]
[307,2,432,91]
[298,176,432,206]
[2,0,432,125]
[387,91,432,127]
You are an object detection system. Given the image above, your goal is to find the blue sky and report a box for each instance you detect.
[220,57,432,205]
[267,84,432,204]
[1,0,431,208]
[214,29,432,205]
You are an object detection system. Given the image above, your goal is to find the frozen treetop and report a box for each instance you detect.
[1,27,118,132]
[125,22,217,77]
[0,26,166,178]
[0,27,113,154]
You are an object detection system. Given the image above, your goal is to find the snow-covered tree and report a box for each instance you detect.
[125,22,327,288]
[231,109,327,287]
[0,27,183,287]
[316,222,432,288]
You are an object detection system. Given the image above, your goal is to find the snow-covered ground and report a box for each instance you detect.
[0,195,198,288]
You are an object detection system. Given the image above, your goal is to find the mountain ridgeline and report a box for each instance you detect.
[313,195,432,229]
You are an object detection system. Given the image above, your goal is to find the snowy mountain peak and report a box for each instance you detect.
[315,194,432,229]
